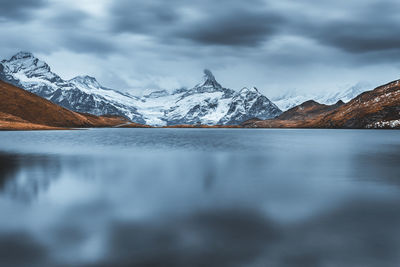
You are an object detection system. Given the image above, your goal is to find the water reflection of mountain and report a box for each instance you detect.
[2,200,400,267]
[349,145,400,187]
[0,152,62,201]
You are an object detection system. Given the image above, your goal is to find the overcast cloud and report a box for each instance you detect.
[1,0,400,96]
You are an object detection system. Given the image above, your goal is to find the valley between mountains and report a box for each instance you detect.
[0,52,399,130]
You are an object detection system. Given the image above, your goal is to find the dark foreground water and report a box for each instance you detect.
[0,129,399,267]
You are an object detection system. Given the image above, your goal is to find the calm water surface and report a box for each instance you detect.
[0,129,399,267]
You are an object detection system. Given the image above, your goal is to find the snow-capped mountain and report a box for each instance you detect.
[272,83,370,111]
[0,52,145,123]
[135,69,281,125]
[160,70,237,125]
[0,52,282,125]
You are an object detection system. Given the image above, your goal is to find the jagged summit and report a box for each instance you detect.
[9,51,34,61]
[239,87,260,94]
[184,69,231,98]
[71,75,97,82]
[2,51,52,73]
[201,69,222,89]
[69,75,101,88]
[0,51,59,89]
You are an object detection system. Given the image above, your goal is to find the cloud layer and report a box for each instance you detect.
[0,0,399,95]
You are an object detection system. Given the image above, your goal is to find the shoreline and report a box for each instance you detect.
[1,124,398,131]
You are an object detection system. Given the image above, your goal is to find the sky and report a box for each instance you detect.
[1,0,400,96]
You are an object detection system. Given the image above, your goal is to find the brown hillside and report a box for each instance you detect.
[277,100,344,121]
[243,80,400,129]
[0,80,133,129]
[314,80,400,128]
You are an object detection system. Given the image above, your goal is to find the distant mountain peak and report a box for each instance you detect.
[70,75,98,83]
[239,87,259,94]
[1,51,57,85]
[10,51,34,60]
[69,75,102,89]
[3,51,49,70]
[201,69,222,89]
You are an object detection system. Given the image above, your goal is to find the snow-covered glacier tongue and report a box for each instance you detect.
[0,52,282,125]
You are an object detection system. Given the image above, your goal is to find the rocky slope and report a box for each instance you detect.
[0,80,139,130]
[243,80,400,129]
[276,100,344,121]
[317,80,400,128]
[0,52,281,126]
[219,87,281,124]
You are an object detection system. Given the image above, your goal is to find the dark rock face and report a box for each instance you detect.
[49,88,146,123]
[220,87,282,125]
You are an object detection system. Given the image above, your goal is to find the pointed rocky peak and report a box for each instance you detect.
[69,75,102,89]
[1,51,56,81]
[252,87,260,93]
[182,69,229,97]
[9,51,34,61]
[70,75,98,84]
[334,100,345,107]
[199,69,222,89]
[239,87,260,94]
[236,87,264,101]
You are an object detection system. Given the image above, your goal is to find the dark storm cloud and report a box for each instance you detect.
[300,1,400,54]
[62,33,117,55]
[1,0,400,92]
[106,0,400,55]
[43,8,117,55]
[109,0,285,47]
[111,0,179,33]
[0,0,47,21]
[178,9,284,47]
[314,22,400,53]
[47,8,89,28]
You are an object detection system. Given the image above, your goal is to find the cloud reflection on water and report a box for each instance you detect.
[0,129,399,266]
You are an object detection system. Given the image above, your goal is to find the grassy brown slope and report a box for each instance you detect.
[242,100,344,128]
[0,80,131,129]
[243,80,400,129]
[314,80,400,128]
[277,100,344,121]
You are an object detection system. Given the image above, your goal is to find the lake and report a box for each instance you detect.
[0,129,399,267]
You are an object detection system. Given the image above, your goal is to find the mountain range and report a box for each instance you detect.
[271,83,370,111]
[243,80,400,129]
[0,51,399,129]
[0,52,281,126]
